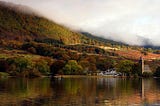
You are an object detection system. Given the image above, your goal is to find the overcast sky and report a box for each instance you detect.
[2,0,160,46]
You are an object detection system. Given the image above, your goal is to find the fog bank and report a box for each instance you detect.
[2,0,160,46]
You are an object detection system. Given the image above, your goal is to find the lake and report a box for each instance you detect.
[0,77,160,106]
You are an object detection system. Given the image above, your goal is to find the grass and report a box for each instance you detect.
[0,72,9,78]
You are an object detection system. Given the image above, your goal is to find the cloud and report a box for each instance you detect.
[1,0,160,46]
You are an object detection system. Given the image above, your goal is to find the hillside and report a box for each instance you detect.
[0,1,160,60]
[0,1,85,44]
[81,32,160,60]
[0,1,160,77]
[81,32,127,46]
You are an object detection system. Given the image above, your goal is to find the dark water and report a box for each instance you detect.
[0,77,160,106]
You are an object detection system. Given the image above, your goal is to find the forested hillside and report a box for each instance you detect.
[0,1,86,44]
[0,1,160,77]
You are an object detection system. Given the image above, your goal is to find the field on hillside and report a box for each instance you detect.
[114,49,160,60]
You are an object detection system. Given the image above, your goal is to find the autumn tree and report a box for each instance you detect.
[89,63,97,74]
[50,60,65,75]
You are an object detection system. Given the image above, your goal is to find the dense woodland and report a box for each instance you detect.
[0,1,160,77]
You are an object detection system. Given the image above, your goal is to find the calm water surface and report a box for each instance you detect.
[0,77,160,106]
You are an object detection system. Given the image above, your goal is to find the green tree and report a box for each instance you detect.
[35,60,50,75]
[62,60,83,75]
[117,60,134,76]
[153,66,160,77]
[7,57,32,72]
[6,57,33,76]
[132,63,141,77]
[96,58,116,71]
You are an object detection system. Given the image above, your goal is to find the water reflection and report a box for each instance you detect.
[0,77,160,105]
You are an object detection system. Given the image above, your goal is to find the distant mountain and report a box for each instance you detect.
[81,32,128,46]
[0,1,85,44]
[136,35,160,50]
[143,45,160,50]
[82,32,160,50]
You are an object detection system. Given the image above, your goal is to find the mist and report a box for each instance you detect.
[2,0,160,46]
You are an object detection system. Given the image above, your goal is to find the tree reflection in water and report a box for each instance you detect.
[0,77,160,105]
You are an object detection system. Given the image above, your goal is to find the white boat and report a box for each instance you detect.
[98,69,121,76]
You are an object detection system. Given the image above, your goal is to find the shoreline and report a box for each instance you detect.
[53,75,157,78]
[53,75,122,78]
[1,74,158,79]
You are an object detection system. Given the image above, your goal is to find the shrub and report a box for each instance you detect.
[142,72,153,78]
[0,59,9,72]
[28,47,37,54]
